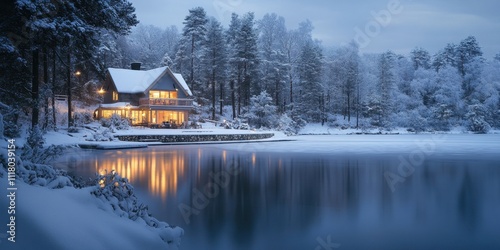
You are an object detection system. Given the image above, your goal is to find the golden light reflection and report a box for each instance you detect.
[252,153,256,167]
[94,150,186,200]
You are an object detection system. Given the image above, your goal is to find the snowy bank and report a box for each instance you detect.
[0,180,182,250]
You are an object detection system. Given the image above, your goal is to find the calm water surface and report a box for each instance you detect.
[55,141,500,250]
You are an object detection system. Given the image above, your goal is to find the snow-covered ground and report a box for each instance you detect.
[0,181,181,250]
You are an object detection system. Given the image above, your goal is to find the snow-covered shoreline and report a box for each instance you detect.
[0,181,182,250]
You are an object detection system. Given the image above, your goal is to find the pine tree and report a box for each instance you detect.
[257,13,289,111]
[297,41,323,122]
[457,36,483,76]
[202,17,227,120]
[411,47,431,70]
[226,13,241,119]
[432,43,457,72]
[235,12,260,113]
[176,7,208,97]
[377,51,397,127]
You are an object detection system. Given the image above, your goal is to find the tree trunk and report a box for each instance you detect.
[356,84,360,129]
[347,91,351,123]
[32,49,40,128]
[237,70,242,116]
[190,36,195,95]
[212,79,216,120]
[52,48,57,130]
[231,80,236,119]
[43,48,49,129]
[219,81,224,116]
[67,52,72,128]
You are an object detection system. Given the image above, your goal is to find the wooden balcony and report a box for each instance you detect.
[139,98,193,107]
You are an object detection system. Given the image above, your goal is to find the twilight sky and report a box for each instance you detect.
[128,0,500,58]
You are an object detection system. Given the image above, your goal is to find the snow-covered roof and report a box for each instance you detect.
[108,66,192,97]
[108,66,167,93]
[100,102,138,108]
[172,73,193,96]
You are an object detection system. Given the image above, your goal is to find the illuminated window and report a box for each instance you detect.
[102,110,121,118]
[149,90,178,99]
[112,91,118,101]
[150,91,160,99]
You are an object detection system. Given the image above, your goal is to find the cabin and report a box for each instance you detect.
[96,63,193,127]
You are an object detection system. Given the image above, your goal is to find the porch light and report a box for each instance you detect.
[98,88,105,95]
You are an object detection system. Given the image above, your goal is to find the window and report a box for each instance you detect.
[150,91,160,99]
[102,110,121,118]
[112,91,118,101]
[149,90,178,99]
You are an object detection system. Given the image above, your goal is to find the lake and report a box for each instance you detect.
[54,135,500,250]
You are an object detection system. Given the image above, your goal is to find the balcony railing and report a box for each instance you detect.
[140,98,193,107]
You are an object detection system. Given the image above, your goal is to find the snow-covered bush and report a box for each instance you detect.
[92,170,183,247]
[22,125,66,164]
[406,109,428,133]
[223,118,249,130]
[430,104,453,131]
[73,111,94,126]
[465,104,491,133]
[244,91,278,129]
[363,100,384,127]
[88,127,114,141]
[17,162,74,188]
[277,113,301,135]
[100,114,130,130]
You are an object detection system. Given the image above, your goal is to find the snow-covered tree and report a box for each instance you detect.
[159,52,174,67]
[176,7,208,97]
[297,41,323,122]
[128,24,167,69]
[201,17,227,120]
[235,12,260,111]
[465,104,491,133]
[328,41,361,125]
[257,13,289,111]
[226,13,242,119]
[457,36,483,77]
[433,43,457,72]
[411,47,431,70]
[375,51,397,127]
[245,91,277,128]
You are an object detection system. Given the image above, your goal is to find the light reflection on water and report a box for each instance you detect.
[54,146,500,250]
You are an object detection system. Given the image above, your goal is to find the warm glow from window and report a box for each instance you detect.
[102,110,121,118]
[152,111,185,124]
[113,91,118,101]
[149,90,177,99]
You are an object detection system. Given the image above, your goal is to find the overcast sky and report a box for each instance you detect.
[128,0,500,58]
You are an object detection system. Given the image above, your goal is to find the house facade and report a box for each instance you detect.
[96,63,193,126]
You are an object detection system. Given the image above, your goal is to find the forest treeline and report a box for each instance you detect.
[1,3,499,137]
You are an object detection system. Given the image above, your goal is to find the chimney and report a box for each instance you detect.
[131,62,141,70]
